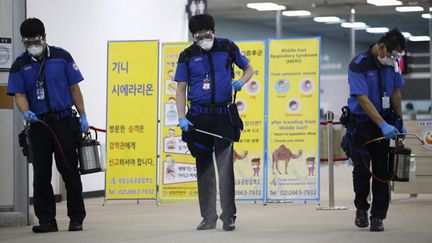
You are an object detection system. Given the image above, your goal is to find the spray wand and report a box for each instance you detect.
[189,127,234,143]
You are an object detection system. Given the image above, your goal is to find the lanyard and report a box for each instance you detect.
[201,55,210,81]
[377,68,384,98]
[37,59,53,112]
[197,46,210,80]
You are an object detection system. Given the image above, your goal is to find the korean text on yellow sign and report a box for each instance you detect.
[106,41,159,200]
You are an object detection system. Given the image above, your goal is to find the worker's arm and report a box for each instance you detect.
[176,81,188,118]
[238,63,254,85]
[356,94,385,125]
[391,89,403,117]
[69,83,86,116]
[14,93,30,113]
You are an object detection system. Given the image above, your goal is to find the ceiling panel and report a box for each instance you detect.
[207,0,431,43]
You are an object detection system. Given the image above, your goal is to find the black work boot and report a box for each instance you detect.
[222,218,236,231]
[32,222,58,233]
[355,209,369,228]
[370,217,384,232]
[196,219,217,230]
[68,221,83,231]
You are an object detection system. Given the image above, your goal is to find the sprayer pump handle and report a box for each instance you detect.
[83,131,92,140]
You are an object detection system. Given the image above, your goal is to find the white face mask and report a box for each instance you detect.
[27,45,44,57]
[377,55,393,66]
[198,38,214,51]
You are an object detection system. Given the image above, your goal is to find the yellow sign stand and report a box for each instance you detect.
[159,42,198,201]
[266,38,321,201]
[106,41,159,200]
[233,41,266,200]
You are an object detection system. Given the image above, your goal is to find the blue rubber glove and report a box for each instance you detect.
[23,110,38,123]
[80,114,90,133]
[378,121,399,140]
[232,80,243,91]
[178,117,193,132]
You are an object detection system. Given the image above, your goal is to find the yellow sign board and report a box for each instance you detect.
[266,38,320,200]
[233,41,266,200]
[106,41,159,200]
[159,42,198,201]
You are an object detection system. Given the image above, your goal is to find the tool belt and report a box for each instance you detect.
[189,103,230,115]
[339,105,401,158]
[37,108,75,121]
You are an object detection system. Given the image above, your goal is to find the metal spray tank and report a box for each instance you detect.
[389,134,424,182]
[78,128,102,174]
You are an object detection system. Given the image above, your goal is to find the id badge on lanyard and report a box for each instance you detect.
[377,69,389,109]
[382,92,390,109]
[36,81,45,100]
[202,74,210,90]
[36,61,46,100]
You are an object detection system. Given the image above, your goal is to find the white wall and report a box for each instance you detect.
[0,110,14,206]
[27,0,188,192]
[0,0,14,208]
[320,75,350,118]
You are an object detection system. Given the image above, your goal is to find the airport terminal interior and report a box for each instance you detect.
[1,0,432,242]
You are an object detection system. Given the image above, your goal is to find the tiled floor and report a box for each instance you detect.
[1,165,431,243]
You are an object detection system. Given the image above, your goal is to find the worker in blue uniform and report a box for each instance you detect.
[343,28,406,232]
[175,14,254,231]
[7,18,89,233]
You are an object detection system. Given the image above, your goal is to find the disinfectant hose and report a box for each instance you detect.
[31,120,106,173]
[360,133,424,183]
[35,119,74,172]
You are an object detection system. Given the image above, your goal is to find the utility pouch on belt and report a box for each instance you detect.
[341,133,352,158]
[181,132,195,156]
[182,130,213,158]
[227,101,243,142]
[339,106,351,126]
[339,106,352,158]
[18,127,33,163]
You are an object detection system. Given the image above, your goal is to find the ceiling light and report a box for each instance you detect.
[402,32,411,38]
[341,22,369,29]
[328,19,346,24]
[367,0,402,6]
[366,27,389,33]
[282,10,311,17]
[409,36,431,42]
[313,16,341,23]
[395,6,424,12]
[247,2,286,11]
[422,13,432,19]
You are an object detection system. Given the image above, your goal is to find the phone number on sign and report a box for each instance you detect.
[235,190,262,196]
[279,190,317,196]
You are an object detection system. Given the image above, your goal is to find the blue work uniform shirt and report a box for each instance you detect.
[174,38,249,105]
[347,46,405,116]
[7,46,84,115]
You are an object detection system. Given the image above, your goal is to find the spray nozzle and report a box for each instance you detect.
[396,133,425,145]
